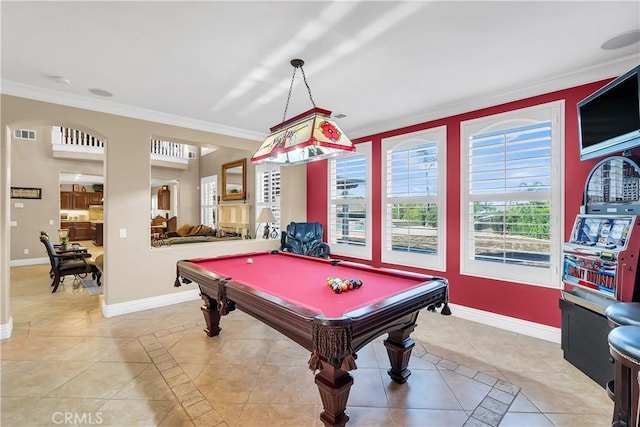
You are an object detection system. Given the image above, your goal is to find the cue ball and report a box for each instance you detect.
[247,258,253,264]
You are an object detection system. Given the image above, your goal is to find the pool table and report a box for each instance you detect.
[175,251,450,427]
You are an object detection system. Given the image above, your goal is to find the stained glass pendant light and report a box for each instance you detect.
[251,59,354,165]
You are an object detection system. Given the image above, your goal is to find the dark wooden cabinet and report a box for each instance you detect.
[60,191,103,210]
[158,186,170,210]
[92,222,103,246]
[59,221,93,241]
[60,192,73,209]
[72,193,89,210]
[73,222,93,240]
[87,192,103,205]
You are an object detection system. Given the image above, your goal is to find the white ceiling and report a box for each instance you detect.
[2,1,639,143]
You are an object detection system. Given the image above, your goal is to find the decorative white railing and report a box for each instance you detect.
[51,127,104,153]
[150,139,187,159]
[150,139,190,164]
[51,127,194,165]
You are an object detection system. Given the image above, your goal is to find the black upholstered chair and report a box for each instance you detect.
[40,235,101,293]
[280,222,331,258]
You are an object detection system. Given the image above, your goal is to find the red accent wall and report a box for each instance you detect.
[307,80,612,328]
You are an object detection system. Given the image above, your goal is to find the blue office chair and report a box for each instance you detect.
[280,222,331,259]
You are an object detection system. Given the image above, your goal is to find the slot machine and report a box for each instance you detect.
[560,156,640,387]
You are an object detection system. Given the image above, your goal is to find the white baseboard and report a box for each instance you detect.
[102,288,200,318]
[10,257,48,267]
[449,303,561,344]
[0,316,13,339]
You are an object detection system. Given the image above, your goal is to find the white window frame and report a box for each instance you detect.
[381,126,446,271]
[255,164,281,239]
[328,142,372,260]
[460,101,564,288]
[200,175,217,229]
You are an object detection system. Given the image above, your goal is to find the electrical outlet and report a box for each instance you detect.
[23,249,29,255]
[119,228,127,238]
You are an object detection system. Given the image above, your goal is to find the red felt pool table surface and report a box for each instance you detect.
[186,251,431,318]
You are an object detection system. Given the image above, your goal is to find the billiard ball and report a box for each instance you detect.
[247,258,253,264]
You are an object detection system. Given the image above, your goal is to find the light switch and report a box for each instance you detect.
[119,228,127,238]
[49,219,54,225]
[9,221,17,227]
[14,202,24,208]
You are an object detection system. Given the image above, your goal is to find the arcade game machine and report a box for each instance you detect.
[561,155,640,387]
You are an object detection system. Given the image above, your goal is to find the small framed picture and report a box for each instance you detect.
[10,187,42,199]
[73,184,80,192]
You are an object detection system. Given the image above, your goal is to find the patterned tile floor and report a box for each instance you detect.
[1,262,613,426]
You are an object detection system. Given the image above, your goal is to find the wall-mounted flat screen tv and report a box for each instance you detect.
[578,65,640,161]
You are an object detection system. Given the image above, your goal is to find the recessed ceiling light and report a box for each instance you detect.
[89,88,113,97]
[50,75,71,85]
[601,29,640,50]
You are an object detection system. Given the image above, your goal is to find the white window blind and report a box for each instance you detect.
[382,126,446,270]
[461,101,563,287]
[255,165,281,238]
[329,142,372,259]
[200,175,217,228]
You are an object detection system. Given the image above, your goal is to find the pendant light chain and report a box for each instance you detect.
[282,66,298,123]
[281,60,317,123]
[299,66,317,109]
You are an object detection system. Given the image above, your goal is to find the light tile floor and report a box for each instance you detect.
[2,258,612,426]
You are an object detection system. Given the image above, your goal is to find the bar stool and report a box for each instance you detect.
[606,303,640,328]
[608,325,640,427]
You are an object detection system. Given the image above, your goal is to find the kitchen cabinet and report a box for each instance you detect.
[60,221,93,241]
[60,191,103,210]
[92,222,103,246]
[157,186,170,210]
[60,192,73,209]
[73,222,93,240]
[88,192,103,205]
[72,193,89,210]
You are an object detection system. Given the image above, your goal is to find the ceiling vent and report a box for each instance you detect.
[13,129,36,140]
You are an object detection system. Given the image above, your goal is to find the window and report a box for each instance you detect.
[460,101,563,287]
[255,164,281,239]
[200,175,217,229]
[382,126,446,270]
[328,142,372,259]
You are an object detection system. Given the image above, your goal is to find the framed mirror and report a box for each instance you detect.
[221,158,246,201]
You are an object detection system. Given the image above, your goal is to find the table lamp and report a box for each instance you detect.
[256,207,276,239]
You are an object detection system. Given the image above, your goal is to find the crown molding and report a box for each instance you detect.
[351,55,640,139]
[0,81,265,142]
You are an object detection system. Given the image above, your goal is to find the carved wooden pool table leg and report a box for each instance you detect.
[384,321,417,383]
[315,360,353,427]
[199,293,221,337]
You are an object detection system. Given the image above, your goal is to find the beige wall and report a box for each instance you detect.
[279,164,307,226]
[200,147,256,227]
[151,160,200,226]
[10,124,104,261]
[1,94,306,330]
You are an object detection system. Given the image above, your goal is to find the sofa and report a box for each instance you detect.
[153,223,241,246]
